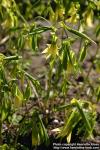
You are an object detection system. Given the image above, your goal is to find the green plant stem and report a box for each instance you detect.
[4,55,22,61]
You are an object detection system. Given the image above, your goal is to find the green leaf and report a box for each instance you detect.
[9,26,24,32]
[96,86,100,102]
[32,34,38,52]
[58,108,81,143]
[67,45,73,65]
[1,98,10,121]
[26,26,53,36]
[56,99,96,142]
[24,83,31,101]
[32,111,40,146]
[95,24,100,37]
[79,47,87,62]
[79,41,89,62]
[38,115,49,145]
[32,111,49,146]
[1,144,9,150]
[71,99,92,132]
[62,22,96,45]
[62,46,68,70]
[17,34,24,49]
[32,123,39,146]
[24,71,40,88]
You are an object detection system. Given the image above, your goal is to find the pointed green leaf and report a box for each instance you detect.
[62,46,68,70]
[62,22,96,45]
[26,26,53,36]
[24,83,31,101]
[71,99,92,132]
[79,46,87,62]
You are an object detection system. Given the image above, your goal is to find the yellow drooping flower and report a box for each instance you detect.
[14,86,23,108]
[42,44,58,59]
[66,3,79,24]
[84,9,94,27]
[49,5,65,22]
